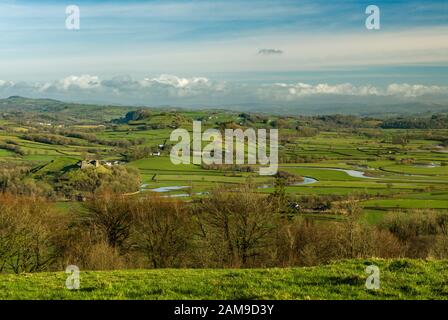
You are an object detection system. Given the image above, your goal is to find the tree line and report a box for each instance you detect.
[1,185,447,274]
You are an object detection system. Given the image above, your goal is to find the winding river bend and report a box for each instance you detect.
[139,163,447,197]
[280,166,377,179]
[139,167,377,196]
[294,176,319,185]
[151,186,190,192]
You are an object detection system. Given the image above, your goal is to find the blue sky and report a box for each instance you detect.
[0,0,447,106]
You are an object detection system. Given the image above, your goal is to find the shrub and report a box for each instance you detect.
[131,195,193,268]
[379,210,448,258]
[0,194,62,273]
[429,236,448,259]
[83,192,134,250]
[194,185,280,267]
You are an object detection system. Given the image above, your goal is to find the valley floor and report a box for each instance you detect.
[1,259,447,300]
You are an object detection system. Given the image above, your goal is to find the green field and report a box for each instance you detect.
[0,259,446,300]
[1,100,447,222]
[1,97,448,300]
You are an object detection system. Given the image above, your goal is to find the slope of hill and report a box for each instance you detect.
[0,259,447,300]
[0,96,137,124]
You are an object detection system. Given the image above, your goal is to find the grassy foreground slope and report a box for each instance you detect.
[1,259,447,300]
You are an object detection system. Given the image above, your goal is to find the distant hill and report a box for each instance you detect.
[0,96,447,121]
[213,101,448,117]
[0,96,138,124]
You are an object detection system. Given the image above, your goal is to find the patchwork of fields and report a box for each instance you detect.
[0,101,447,224]
[127,129,448,222]
[0,99,448,301]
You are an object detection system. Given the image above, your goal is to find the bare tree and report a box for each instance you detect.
[83,192,133,250]
[0,194,60,273]
[131,195,192,268]
[195,185,280,267]
[335,198,364,259]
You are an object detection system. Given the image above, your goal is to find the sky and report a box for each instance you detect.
[0,0,447,107]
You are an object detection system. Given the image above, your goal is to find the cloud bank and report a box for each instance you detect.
[0,75,447,107]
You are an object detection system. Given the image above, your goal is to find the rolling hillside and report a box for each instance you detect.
[0,259,447,300]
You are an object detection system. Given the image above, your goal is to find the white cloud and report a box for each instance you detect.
[275,82,381,97]
[1,75,448,106]
[140,74,211,89]
[386,83,448,98]
[46,75,101,91]
[0,80,14,88]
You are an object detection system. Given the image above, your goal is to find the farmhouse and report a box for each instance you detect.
[78,160,122,169]
[78,160,101,169]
